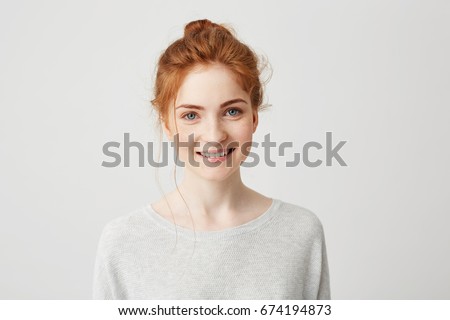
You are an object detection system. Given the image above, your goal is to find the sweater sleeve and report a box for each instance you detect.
[316,222,331,300]
[92,225,115,299]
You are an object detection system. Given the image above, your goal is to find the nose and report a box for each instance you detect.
[201,118,228,144]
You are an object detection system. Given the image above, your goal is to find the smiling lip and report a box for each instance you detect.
[195,148,236,161]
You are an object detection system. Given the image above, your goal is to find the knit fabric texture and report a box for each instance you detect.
[92,198,331,299]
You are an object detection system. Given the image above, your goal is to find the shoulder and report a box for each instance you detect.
[95,207,150,256]
[273,199,326,239]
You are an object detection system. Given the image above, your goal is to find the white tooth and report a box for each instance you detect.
[202,151,226,157]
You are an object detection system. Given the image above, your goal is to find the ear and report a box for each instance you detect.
[252,108,259,133]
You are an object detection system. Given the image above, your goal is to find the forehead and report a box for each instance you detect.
[175,64,249,107]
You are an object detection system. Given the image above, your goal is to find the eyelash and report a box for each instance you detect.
[182,108,242,121]
[226,108,241,117]
[182,112,198,121]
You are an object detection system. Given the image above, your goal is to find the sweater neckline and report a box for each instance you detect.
[144,198,280,241]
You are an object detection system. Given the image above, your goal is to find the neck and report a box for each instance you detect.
[177,169,250,219]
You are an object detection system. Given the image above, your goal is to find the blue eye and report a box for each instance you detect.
[184,112,197,120]
[226,108,240,116]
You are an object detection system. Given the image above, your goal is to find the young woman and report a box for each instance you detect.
[93,19,330,300]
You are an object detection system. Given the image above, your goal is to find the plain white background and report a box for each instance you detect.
[0,0,449,299]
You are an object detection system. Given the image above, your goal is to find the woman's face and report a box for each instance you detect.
[164,63,258,182]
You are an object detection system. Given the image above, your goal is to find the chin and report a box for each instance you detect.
[185,164,238,182]
[183,152,243,182]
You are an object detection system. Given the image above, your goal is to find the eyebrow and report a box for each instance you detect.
[175,98,247,110]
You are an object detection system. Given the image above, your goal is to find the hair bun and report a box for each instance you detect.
[184,19,221,37]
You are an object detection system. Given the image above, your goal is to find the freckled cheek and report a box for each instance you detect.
[169,123,195,139]
[231,130,254,157]
[170,131,197,160]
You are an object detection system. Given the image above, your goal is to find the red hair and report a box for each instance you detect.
[151,19,269,125]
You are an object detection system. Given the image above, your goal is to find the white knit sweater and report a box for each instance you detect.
[92,198,331,299]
